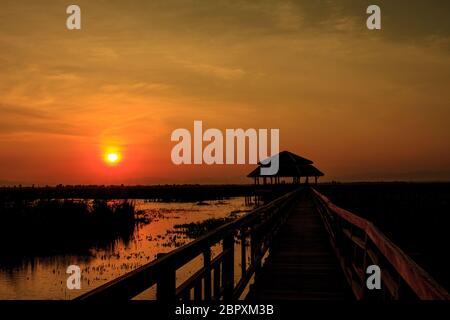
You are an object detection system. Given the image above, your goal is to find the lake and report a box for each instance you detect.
[0,197,252,300]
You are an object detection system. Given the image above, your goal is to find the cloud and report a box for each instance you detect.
[171,58,246,80]
[0,104,87,137]
[0,104,52,120]
[0,0,449,183]
[100,82,172,93]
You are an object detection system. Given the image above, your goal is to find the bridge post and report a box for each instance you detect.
[251,229,262,277]
[156,269,176,301]
[203,249,212,300]
[222,232,235,300]
[241,227,247,279]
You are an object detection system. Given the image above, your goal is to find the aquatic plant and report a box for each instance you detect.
[0,199,137,257]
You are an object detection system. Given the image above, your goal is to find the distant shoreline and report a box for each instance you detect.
[1,182,449,201]
[1,180,450,188]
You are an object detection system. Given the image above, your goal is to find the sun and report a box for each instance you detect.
[104,152,122,165]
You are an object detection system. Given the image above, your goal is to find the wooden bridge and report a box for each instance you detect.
[77,187,450,301]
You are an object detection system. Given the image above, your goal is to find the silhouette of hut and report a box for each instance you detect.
[247,151,324,185]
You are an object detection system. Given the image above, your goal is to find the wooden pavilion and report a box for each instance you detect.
[247,151,324,185]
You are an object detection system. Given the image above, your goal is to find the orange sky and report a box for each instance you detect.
[0,0,449,185]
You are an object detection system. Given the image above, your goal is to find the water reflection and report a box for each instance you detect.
[0,198,251,299]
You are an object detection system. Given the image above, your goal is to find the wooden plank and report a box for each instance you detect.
[203,249,212,300]
[194,280,202,300]
[241,228,247,279]
[312,188,450,300]
[222,233,235,300]
[213,264,221,300]
[157,269,176,300]
[247,191,352,300]
[77,189,300,300]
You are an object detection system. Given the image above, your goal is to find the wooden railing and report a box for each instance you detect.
[76,188,300,300]
[311,188,450,300]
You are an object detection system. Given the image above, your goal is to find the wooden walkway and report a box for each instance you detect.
[77,187,450,301]
[247,190,352,300]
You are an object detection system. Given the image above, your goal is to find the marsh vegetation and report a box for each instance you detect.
[0,199,137,257]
